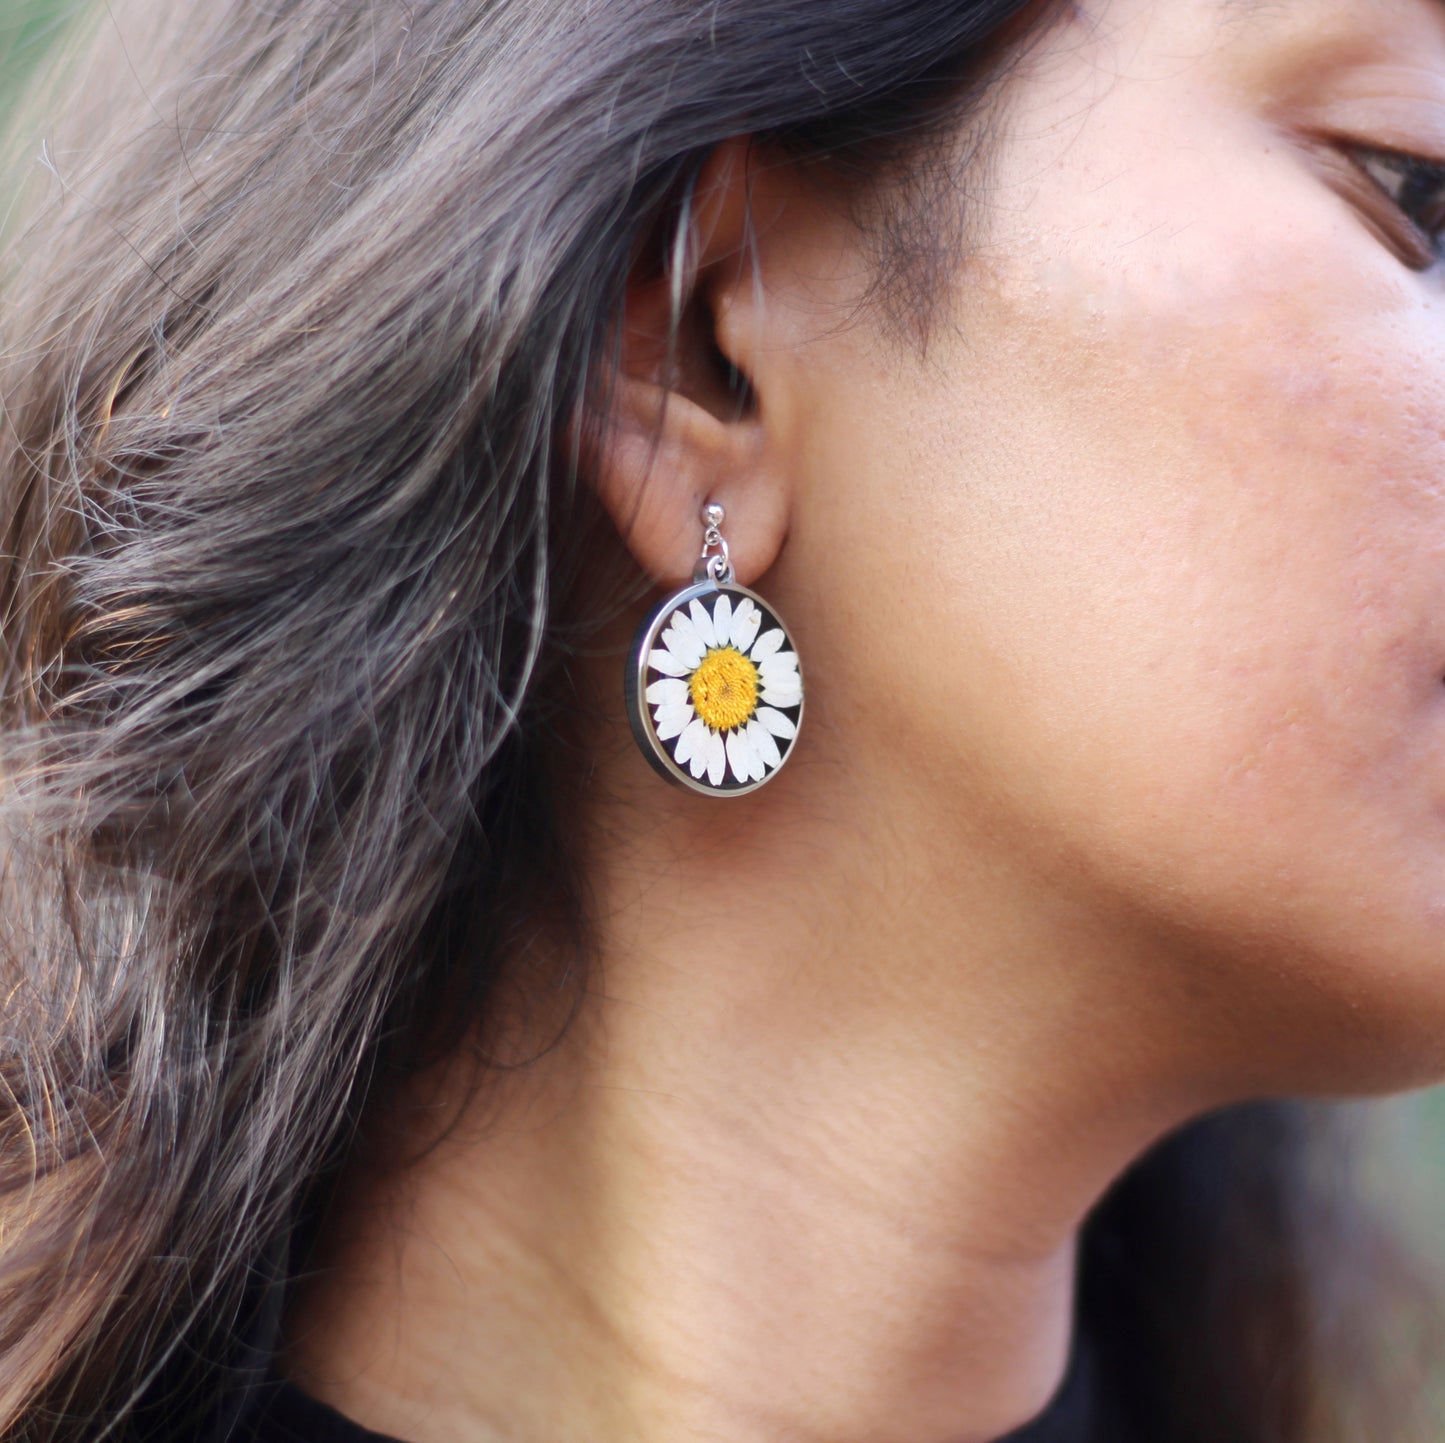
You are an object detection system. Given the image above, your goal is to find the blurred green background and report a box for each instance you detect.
[1,0,1443,1261]
[0,0,69,115]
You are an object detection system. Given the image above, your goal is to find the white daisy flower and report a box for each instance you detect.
[642,588,802,790]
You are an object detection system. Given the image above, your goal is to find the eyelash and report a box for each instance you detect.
[1352,147,1445,259]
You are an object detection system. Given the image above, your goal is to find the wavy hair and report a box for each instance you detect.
[0,1,1439,1439]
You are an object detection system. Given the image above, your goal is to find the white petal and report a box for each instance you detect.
[688,598,716,647]
[675,716,708,767]
[749,733,769,782]
[730,599,761,655]
[706,728,727,787]
[755,706,797,740]
[645,677,690,707]
[712,593,733,647]
[659,624,706,670]
[746,718,781,770]
[727,726,761,784]
[760,678,802,709]
[654,701,694,740]
[668,607,702,645]
[648,647,690,677]
[750,628,785,662]
[758,652,799,682]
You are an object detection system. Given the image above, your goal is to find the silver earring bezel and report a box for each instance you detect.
[624,578,804,798]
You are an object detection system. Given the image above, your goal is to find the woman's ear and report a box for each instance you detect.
[582,137,790,591]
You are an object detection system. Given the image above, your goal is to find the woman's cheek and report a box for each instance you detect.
[956,261,1444,917]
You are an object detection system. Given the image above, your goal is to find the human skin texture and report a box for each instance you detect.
[283,0,1445,1440]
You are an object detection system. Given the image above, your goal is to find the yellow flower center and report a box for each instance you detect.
[689,646,759,732]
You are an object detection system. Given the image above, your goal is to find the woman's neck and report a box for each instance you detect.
[281,718,1237,1443]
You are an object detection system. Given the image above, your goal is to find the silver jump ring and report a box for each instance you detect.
[692,503,734,584]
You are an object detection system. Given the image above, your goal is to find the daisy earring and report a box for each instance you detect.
[624,501,804,796]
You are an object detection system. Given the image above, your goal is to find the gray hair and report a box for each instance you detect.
[0,0,1049,1435]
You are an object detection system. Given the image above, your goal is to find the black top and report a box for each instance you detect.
[225,1377,402,1443]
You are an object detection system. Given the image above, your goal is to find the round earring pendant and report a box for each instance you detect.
[625,580,804,796]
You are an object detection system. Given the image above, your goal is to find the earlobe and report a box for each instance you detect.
[581,138,789,592]
[583,368,749,590]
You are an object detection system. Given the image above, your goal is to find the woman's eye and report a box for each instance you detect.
[1352,148,1445,259]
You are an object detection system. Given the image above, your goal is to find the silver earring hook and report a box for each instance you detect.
[692,500,734,584]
